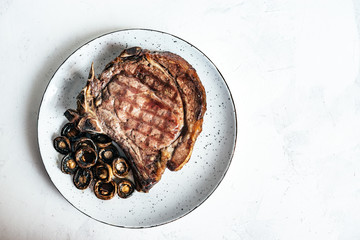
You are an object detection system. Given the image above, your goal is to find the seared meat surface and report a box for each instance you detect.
[65,47,206,192]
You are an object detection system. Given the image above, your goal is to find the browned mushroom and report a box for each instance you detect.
[117,179,135,198]
[94,180,117,200]
[112,157,129,178]
[91,133,113,148]
[73,137,97,152]
[93,163,112,182]
[73,168,93,190]
[53,136,71,154]
[61,122,81,141]
[75,146,98,168]
[98,144,119,165]
[61,154,78,174]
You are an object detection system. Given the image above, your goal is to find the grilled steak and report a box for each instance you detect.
[65,47,206,192]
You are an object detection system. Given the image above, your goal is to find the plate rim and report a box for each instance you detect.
[37,28,238,228]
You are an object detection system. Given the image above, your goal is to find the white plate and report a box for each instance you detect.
[38,29,237,228]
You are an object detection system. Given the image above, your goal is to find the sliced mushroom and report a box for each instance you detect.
[120,47,142,59]
[94,180,117,200]
[75,146,98,168]
[64,109,79,123]
[53,136,71,154]
[98,144,119,165]
[61,122,81,141]
[73,137,97,152]
[93,163,112,182]
[112,157,129,178]
[61,154,78,174]
[91,133,112,148]
[73,168,93,190]
[117,179,135,199]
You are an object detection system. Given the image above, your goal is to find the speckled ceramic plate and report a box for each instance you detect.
[38,29,237,228]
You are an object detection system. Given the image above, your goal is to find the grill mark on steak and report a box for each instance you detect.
[106,81,182,151]
[111,85,180,131]
[111,71,180,113]
[110,74,181,125]
[65,47,206,192]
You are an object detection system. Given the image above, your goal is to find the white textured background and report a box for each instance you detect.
[1,0,360,239]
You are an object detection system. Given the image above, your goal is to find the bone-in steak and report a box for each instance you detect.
[65,47,206,192]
